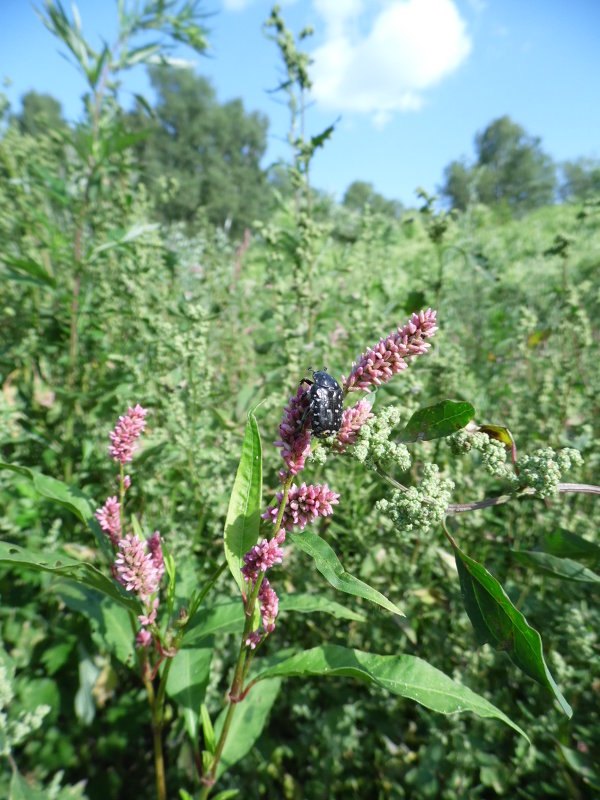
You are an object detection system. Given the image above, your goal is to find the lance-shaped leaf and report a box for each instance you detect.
[3,255,56,288]
[252,645,527,740]
[538,529,600,563]
[290,531,404,616]
[224,407,262,593]
[511,550,600,584]
[450,536,572,717]
[214,678,282,778]
[0,541,139,613]
[0,462,108,555]
[399,400,475,443]
[166,646,213,742]
[184,593,366,645]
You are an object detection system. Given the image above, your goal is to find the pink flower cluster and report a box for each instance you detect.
[343,309,438,393]
[245,579,280,650]
[109,404,148,463]
[262,482,340,532]
[95,496,121,545]
[241,530,285,650]
[114,532,165,603]
[335,399,374,451]
[242,529,285,583]
[273,385,312,477]
[96,405,165,648]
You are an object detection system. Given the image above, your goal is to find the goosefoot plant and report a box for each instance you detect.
[2,310,598,798]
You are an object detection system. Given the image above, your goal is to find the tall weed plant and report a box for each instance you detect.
[1,3,599,799]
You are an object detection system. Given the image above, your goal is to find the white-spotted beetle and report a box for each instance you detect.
[300,368,344,437]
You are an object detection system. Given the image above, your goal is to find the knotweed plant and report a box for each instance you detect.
[3,310,597,800]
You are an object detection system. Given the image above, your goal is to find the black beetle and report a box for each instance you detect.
[300,368,344,438]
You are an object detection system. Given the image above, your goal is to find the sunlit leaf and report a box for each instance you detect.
[290,531,404,617]
[253,645,528,739]
[399,400,475,443]
[479,424,514,448]
[0,541,138,613]
[224,407,262,593]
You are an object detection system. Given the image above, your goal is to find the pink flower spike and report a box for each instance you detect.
[335,399,374,451]
[136,628,152,648]
[274,385,312,476]
[342,309,438,393]
[259,579,279,631]
[95,496,121,546]
[138,597,159,627]
[262,483,340,532]
[245,630,262,650]
[241,533,285,583]
[108,404,148,463]
[147,531,165,582]
[114,533,162,602]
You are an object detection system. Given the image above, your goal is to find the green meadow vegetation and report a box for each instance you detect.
[1,3,599,799]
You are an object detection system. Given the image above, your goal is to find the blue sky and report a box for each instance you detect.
[2,0,599,205]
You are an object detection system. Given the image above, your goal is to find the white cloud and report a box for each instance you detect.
[310,0,472,122]
[221,0,255,10]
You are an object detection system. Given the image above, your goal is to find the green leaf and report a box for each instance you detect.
[224,407,262,593]
[478,424,515,448]
[399,400,475,443]
[279,593,366,622]
[451,538,572,717]
[74,651,100,724]
[166,646,213,742]
[557,742,600,790]
[184,592,366,646]
[201,703,216,754]
[185,602,244,645]
[56,582,136,666]
[10,770,47,800]
[2,256,56,288]
[214,678,281,778]
[253,645,528,740]
[0,462,107,552]
[511,550,600,583]
[538,529,600,563]
[121,42,162,68]
[0,541,139,613]
[290,531,404,617]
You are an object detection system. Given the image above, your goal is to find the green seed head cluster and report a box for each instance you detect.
[450,430,514,480]
[352,406,411,472]
[308,438,328,465]
[517,447,583,498]
[376,464,455,535]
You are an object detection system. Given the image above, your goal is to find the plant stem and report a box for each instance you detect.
[199,474,294,797]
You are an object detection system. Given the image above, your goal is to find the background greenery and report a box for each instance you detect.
[1,3,599,798]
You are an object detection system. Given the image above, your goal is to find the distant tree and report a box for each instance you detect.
[130,66,269,236]
[14,91,66,137]
[559,157,600,201]
[342,180,402,218]
[440,160,471,211]
[441,115,556,213]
